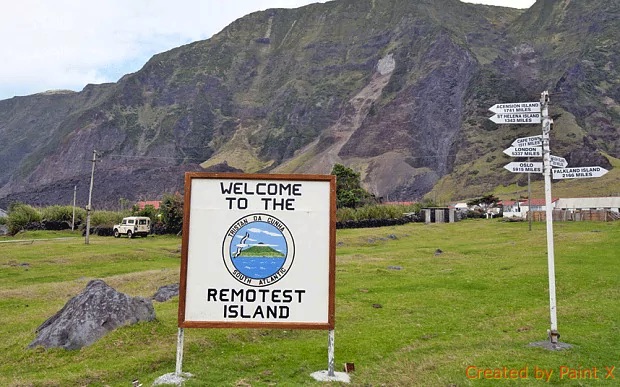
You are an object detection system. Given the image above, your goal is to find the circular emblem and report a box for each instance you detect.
[222,213,295,287]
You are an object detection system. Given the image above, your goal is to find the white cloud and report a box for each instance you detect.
[262,230,283,237]
[247,227,283,237]
[0,0,533,100]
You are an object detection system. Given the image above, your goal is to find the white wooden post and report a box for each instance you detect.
[541,91,559,343]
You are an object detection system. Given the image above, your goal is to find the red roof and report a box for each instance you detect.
[499,200,519,206]
[136,200,161,210]
[519,198,559,206]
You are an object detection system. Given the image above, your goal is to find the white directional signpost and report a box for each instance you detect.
[489,102,542,124]
[492,95,563,345]
[492,93,611,348]
[489,102,541,114]
[512,135,542,147]
[503,146,543,158]
[549,155,568,169]
[503,161,543,173]
[552,166,608,179]
[489,112,541,124]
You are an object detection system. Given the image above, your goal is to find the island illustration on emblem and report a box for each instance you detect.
[223,214,294,285]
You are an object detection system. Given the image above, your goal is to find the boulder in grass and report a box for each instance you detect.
[152,283,179,302]
[28,279,155,350]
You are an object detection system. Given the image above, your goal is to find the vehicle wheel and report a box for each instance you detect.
[127,230,133,239]
[114,230,120,238]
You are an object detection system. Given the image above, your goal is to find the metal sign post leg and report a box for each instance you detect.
[175,328,185,375]
[328,329,335,377]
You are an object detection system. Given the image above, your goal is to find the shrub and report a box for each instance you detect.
[133,204,159,224]
[89,211,125,227]
[336,203,420,223]
[331,164,377,208]
[7,203,42,235]
[160,193,184,234]
[40,205,85,225]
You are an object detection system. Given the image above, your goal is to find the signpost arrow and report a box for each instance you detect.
[489,112,542,124]
[552,166,608,179]
[504,162,543,174]
[503,146,543,157]
[489,102,541,114]
[549,155,568,169]
[512,135,542,147]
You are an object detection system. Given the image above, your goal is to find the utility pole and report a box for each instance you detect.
[72,185,77,231]
[85,150,100,245]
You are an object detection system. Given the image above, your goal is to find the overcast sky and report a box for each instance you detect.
[0,0,536,101]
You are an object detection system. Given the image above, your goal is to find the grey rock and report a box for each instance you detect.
[152,283,179,302]
[28,279,155,350]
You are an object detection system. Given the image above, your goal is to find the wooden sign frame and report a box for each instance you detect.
[178,172,336,330]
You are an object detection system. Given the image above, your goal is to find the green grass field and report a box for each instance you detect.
[1,220,619,386]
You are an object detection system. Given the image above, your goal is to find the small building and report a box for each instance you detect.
[501,198,558,219]
[453,202,469,211]
[554,197,620,213]
[520,198,557,214]
[501,200,523,218]
[422,207,458,223]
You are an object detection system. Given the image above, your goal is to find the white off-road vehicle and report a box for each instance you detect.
[113,216,151,238]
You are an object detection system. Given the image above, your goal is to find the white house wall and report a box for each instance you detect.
[555,197,620,212]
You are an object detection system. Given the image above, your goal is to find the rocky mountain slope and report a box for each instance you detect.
[0,0,618,209]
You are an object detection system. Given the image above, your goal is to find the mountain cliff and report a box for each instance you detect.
[0,0,618,209]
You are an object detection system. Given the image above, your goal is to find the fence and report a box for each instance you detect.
[528,210,620,222]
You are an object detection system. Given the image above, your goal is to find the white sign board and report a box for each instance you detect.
[504,162,543,173]
[489,102,541,114]
[490,113,542,124]
[503,146,542,157]
[550,155,568,169]
[179,173,335,329]
[552,167,608,179]
[512,135,542,147]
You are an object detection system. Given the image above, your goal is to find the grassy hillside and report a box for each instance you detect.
[1,221,619,386]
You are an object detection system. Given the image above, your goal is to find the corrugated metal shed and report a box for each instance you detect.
[555,197,620,210]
